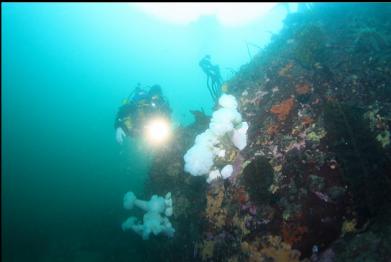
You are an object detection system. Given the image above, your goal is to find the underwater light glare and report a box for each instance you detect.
[134,3,278,27]
[144,117,171,145]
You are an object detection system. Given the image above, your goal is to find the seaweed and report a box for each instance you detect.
[323,101,391,220]
[292,24,326,69]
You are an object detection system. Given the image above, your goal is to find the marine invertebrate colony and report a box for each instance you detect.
[270,97,295,121]
[183,94,248,183]
[121,191,175,240]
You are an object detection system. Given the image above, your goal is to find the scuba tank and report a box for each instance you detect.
[125,83,148,104]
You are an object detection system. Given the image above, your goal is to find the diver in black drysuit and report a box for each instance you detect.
[199,55,223,102]
[114,84,171,144]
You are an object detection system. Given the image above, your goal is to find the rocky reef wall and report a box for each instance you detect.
[142,3,391,261]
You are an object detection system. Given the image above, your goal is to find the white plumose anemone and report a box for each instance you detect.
[184,94,248,183]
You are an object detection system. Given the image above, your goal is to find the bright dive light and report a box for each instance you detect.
[144,117,171,145]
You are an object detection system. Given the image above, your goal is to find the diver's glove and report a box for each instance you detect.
[116,127,127,144]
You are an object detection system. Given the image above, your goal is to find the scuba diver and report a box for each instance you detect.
[199,55,223,102]
[115,84,171,145]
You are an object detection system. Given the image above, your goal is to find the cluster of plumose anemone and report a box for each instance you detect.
[121,191,175,240]
[184,94,248,183]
